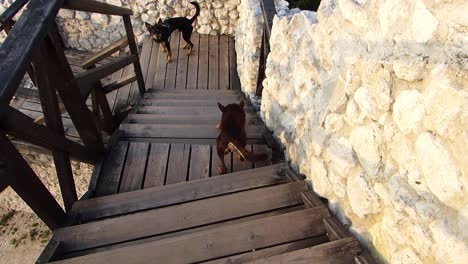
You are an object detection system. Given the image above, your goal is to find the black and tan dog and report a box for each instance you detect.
[216,100,268,174]
[145,2,200,63]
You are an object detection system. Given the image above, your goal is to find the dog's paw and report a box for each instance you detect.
[215,123,220,129]
[237,153,245,162]
[217,165,227,175]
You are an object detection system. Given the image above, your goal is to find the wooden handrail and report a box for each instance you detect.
[0,0,63,111]
[0,0,29,24]
[62,0,133,16]
[102,74,136,94]
[81,37,129,69]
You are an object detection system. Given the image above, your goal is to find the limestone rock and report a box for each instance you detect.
[392,90,424,134]
[391,248,423,264]
[350,124,383,179]
[347,168,381,218]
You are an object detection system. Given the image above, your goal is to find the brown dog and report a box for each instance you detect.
[216,100,268,174]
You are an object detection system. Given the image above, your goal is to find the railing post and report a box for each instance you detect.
[31,38,78,212]
[123,15,146,96]
[0,132,66,230]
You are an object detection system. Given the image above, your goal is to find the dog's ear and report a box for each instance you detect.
[239,99,244,108]
[157,18,163,24]
[218,102,226,112]
[145,22,152,31]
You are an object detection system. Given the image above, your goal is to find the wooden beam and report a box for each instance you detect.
[32,40,77,211]
[75,54,137,98]
[0,0,63,111]
[62,0,132,15]
[2,106,97,164]
[36,238,63,264]
[302,190,325,208]
[102,74,136,94]
[34,103,66,125]
[0,0,29,24]
[0,132,65,230]
[81,38,128,69]
[123,15,146,96]
[0,179,8,193]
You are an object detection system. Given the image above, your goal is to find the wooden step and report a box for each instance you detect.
[51,207,330,264]
[72,163,289,222]
[120,123,265,139]
[56,181,308,253]
[245,237,360,264]
[135,105,255,115]
[147,89,240,95]
[138,98,250,107]
[143,93,242,100]
[123,113,263,125]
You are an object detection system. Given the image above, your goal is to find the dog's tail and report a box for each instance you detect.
[189,2,201,23]
[229,141,269,162]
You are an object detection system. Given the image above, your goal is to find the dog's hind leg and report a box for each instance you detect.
[216,137,228,175]
[164,40,172,62]
[182,26,194,54]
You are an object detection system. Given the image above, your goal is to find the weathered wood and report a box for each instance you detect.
[186,33,200,89]
[147,88,239,94]
[94,141,129,196]
[302,190,324,208]
[62,0,133,16]
[102,74,137,95]
[355,251,377,264]
[253,144,272,168]
[14,87,40,101]
[34,103,66,125]
[144,93,241,101]
[138,98,246,107]
[143,143,169,188]
[32,40,78,211]
[123,15,146,96]
[164,32,181,89]
[219,36,230,90]
[119,142,149,193]
[175,34,189,89]
[209,35,219,90]
[0,0,28,24]
[112,64,133,113]
[203,236,330,264]
[152,40,168,90]
[51,208,329,264]
[81,38,128,69]
[189,144,211,180]
[165,143,190,184]
[75,54,137,98]
[124,113,262,125]
[144,40,159,90]
[56,181,308,253]
[128,36,151,104]
[0,0,63,110]
[36,238,63,264]
[246,237,360,264]
[2,106,96,163]
[323,217,352,241]
[71,163,288,222]
[197,34,209,89]
[136,105,255,115]
[0,133,65,230]
[95,88,115,133]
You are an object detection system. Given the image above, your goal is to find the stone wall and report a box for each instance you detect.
[260,0,467,263]
[0,0,241,51]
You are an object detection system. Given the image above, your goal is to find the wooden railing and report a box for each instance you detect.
[0,0,145,230]
[255,0,276,97]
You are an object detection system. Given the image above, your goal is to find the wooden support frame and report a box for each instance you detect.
[0,0,29,24]
[123,15,146,96]
[81,37,128,69]
[0,132,66,230]
[102,74,136,94]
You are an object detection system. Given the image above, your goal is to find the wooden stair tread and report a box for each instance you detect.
[135,105,255,114]
[147,88,240,94]
[246,237,361,264]
[57,181,308,253]
[123,114,263,125]
[137,99,247,107]
[51,207,330,264]
[71,163,289,222]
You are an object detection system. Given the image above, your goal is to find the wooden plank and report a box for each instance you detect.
[51,208,329,264]
[71,163,288,222]
[175,33,189,89]
[163,32,181,89]
[229,37,241,90]
[81,38,128,69]
[143,93,241,101]
[219,35,230,90]
[233,144,254,172]
[246,237,360,264]
[136,105,255,114]
[112,64,133,113]
[323,217,352,241]
[165,143,190,184]
[208,35,219,90]
[355,252,377,264]
[0,0,62,109]
[145,40,159,90]
[102,74,136,94]
[0,0,28,23]
[144,143,169,188]
[94,141,128,197]
[138,98,247,107]
[62,0,133,16]
[36,238,63,264]
[203,236,330,264]
[147,88,239,94]
[302,190,324,208]
[56,181,308,253]
[197,34,209,90]
[119,142,149,193]
[0,133,65,230]
[121,124,265,140]
[124,15,147,97]
[189,144,211,180]
[124,113,262,125]
[64,206,304,259]
[186,33,200,89]
[253,144,272,168]
[211,145,232,176]
[152,41,168,90]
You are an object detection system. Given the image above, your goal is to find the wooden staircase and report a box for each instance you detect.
[41,164,367,263]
